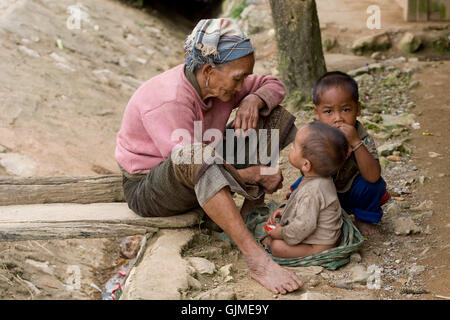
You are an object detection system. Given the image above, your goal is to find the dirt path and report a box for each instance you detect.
[407,61,450,298]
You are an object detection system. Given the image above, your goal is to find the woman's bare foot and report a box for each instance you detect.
[354,218,380,236]
[244,247,303,294]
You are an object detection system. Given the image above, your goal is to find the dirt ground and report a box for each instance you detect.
[0,0,448,300]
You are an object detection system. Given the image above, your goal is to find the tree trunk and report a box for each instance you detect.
[269,0,327,104]
[0,175,124,205]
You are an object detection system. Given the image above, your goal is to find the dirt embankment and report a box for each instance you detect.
[0,0,448,300]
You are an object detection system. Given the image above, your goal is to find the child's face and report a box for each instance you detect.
[288,126,309,171]
[314,86,360,127]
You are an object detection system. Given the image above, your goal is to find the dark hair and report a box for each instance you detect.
[301,121,348,177]
[313,71,359,105]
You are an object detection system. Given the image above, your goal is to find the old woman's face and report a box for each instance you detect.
[207,53,255,102]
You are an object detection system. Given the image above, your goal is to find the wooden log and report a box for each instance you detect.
[0,203,204,229]
[0,175,124,205]
[0,222,158,242]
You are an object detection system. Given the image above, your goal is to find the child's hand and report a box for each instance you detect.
[267,208,283,225]
[336,122,360,147]
[268,224,283,239]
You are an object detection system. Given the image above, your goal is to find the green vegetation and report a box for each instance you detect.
[230,0,248,19]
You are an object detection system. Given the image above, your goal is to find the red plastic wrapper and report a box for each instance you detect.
[264,223,276,232]
[111,284,123,300]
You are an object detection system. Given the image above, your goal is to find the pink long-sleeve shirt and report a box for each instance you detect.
[115,64,286,174]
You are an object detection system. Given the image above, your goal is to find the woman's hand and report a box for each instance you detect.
[267,208,283,225]
[258,166,283,194]
[233,94,265,136]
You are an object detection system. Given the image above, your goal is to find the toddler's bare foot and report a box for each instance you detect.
[261,236,272,247]
[244,247,303,294]
[354,218,379,236]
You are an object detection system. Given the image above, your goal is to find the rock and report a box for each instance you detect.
[393,217,422,235]
[323,37,337,51]
[385,202,403,216]
[350,253,362,263]
[351,32,391,55]
[18,45,40,58]
[348,63,384,77]
[377,141,405,157]
[187,275,202,290]
[286,266,324,277]
[218,263,233,278]
[0,152,37,176]
[121,229,195,300]
[371,51,382,60]
[185,257,216,275]
[381,113,416,127]
[409,80,421,89]
[195,287,236,300]
[192,246,223,259]
[410,200,433,211]
[299,292,332,300]
[349,265,371,284]
[408,264,426,277]
[386,155,402,162]
[308,277,321,288]
[119,235,144,259]
[398,32,422,53]
[334,280,353,290]
[400,287,429,295]
[428,152,442,158]
[412,210,434,220]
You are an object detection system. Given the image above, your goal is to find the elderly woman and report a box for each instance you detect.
[115,18,302,294]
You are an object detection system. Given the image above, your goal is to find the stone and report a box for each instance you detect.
[428,152,442,158]
[195,287,236,300]
[408,264,426,277]
[119,235,144,259]
[349,265,371,284]
[120,229,195,300]
[381,113,416,127]
[18,45,40,58]
[218,263,233,278]
[286,266,324,277]
[409,80,421,89]
[385,201,402,217]
[0,152,37,176]
[377,141,405,157]
[192,246,223,259]
[386,155,402,162]
[393,217,422,235]
[410,200,433,211]
[398,32,422,53]
[334,280,353,290]
[351,32,391,55]
[371,51,382,59]
[350,253,362,263]
[185,257,216,275]
[187,275,202,290]
[323,37,337,51]
[299,292,332,300]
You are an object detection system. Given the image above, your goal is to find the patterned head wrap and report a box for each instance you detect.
[184,18,254,72]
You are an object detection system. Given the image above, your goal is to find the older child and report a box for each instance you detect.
[262,121,348,258]
[291,71,390,236]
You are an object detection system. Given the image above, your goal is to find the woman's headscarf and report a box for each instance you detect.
[184,18,254,72]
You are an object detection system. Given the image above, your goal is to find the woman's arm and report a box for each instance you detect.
[232,74,286,133]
